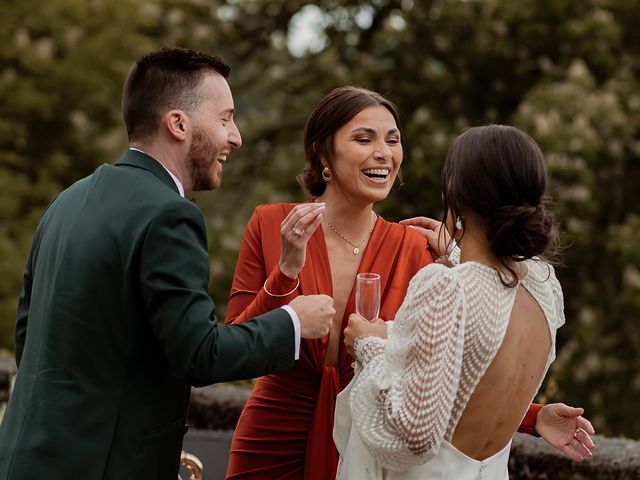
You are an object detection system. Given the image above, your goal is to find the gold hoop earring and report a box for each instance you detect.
[322,167,332,182]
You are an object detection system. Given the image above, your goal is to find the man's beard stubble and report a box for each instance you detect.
[187,128,219,191]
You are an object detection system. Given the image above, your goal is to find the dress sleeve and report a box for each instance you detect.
[225,208,300,325]
[350,265,466,471]
[518,403,543,436]
[421,241,435,268]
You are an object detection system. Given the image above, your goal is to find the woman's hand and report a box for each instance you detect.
[343,314,387,358]
[279,203,325,279]
[400,216,450,259]
[536,403,596,461]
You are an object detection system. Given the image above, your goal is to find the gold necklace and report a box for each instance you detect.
[324,212,377,255]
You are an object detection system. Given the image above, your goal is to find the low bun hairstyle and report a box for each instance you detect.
[297,86,401,197]
[442,125,558,283]
[487,203,555,260]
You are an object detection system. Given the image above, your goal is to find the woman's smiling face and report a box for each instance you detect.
[327,105,402,204]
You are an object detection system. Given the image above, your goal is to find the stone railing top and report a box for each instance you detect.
[510,432,640,479]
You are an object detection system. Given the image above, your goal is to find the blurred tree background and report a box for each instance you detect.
[1,0,639,438]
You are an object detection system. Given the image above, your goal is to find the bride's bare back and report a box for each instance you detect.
[452,283,552,459]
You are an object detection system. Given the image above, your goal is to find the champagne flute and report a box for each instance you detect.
[356,273,381,321]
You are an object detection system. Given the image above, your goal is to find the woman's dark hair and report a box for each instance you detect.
[122,47,230,142]
[298,86,402,197]
[442,125,559,286]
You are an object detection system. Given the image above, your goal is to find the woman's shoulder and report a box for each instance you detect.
[375,216,429,248]
[399,263,466,325]
[522,259,563,298]
[412,262,500,300]
[523,259,558,283]
[411,262,464,292]
[523,259,565,329]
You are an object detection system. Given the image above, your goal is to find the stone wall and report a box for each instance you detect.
[187,384,640,480]
[2,360,639,479]
[509,432,640,479]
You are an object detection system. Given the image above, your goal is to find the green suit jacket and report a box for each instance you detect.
[0,150,295,479]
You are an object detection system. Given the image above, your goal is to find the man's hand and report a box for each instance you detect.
[536,403,596,461]
[288,295,335,339]
[343,314,388,357]
[400,216,449,259]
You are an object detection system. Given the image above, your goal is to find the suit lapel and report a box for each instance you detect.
[115,149,180,195]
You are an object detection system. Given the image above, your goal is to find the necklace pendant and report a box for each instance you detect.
[353,247,360,255]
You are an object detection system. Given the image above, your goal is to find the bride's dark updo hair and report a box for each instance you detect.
[442,125,558,284]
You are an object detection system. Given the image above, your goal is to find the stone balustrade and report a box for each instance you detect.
[2,358,639,479]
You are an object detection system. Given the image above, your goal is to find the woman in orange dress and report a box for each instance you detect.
[225,87,430,479]
[224,88,593,479]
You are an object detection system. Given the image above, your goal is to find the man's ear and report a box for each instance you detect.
[164,110,188,140]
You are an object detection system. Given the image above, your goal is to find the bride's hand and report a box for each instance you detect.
[343,314,387,358]
[400,216,449,259]
[535,403,596,461]
[279,203,325,279]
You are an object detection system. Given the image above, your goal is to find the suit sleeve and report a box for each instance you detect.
[225,207,300,325]
[140,200,295,386]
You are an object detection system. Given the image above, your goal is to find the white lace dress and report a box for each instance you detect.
[334,259,565,479]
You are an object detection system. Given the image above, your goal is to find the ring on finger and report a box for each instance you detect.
[573,428,580,439]
[292,227,304,237]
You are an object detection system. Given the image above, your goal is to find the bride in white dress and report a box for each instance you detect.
[334,125,591,479]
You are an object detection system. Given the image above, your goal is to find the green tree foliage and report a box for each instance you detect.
[1,0,639,437]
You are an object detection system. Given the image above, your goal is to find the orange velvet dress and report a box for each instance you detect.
[224,203,433,479]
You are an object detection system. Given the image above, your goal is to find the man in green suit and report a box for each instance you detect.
[0,47,334,479]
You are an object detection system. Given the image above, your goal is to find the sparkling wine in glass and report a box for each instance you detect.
[356,273,381,321]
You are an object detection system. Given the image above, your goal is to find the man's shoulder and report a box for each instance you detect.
[100,162,184,202]
[78,163,195,221]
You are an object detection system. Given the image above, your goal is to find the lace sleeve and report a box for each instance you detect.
[350,265,466,471]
